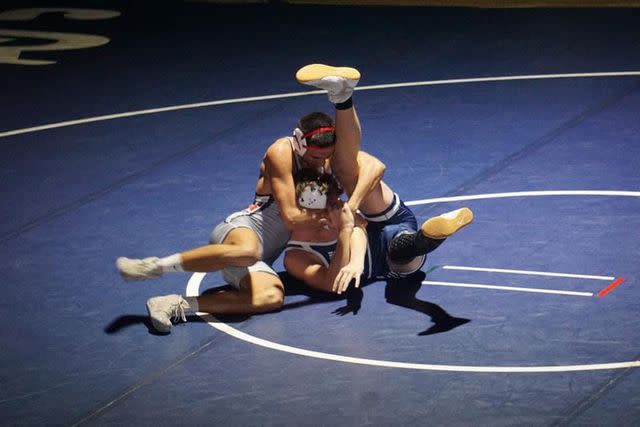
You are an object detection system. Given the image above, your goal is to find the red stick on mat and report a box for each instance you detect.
[597,277,625,298]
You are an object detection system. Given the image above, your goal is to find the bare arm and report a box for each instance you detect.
[265,140,326,231]
[283,228,353,293]
[345,151,386,212]
[284,251,334,293]
[283,204,356,294]
[333,215,368,294]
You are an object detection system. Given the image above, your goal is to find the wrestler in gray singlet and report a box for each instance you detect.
[210,136,328,287]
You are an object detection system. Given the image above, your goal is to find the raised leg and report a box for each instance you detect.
[116,227,261,280]
[388,207,474,263]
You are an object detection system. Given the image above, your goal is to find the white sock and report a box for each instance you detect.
[183,296,199,313]
[157,253,184,272]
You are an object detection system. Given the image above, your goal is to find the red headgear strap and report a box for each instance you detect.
[293,126,336,156]
[302,126,335,140]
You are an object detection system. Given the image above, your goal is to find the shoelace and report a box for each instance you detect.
[171,301,187,323]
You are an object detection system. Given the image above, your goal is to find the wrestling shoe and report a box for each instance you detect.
[295,64,360,104]
[388,208,473,263]
[146,294,191,333]
[421,207,474,240]
[116,257,162,280]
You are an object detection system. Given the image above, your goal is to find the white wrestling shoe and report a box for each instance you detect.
[296,64,360,104]
[421,207,474,240]
[116,257,163,280]
[146,294,191,333]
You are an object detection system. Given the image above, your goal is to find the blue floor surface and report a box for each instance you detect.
[1,2,639,425]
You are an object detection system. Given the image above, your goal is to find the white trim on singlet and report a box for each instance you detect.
[360,193,401,222]
[284,239,338,268]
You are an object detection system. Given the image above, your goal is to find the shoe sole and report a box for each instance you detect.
[146,300,171,333]
[296,64,360,83]
[421,207,474,240]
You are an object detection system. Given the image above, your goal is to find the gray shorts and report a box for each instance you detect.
[209,195,290,287]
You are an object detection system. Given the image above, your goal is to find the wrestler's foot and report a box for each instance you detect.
[146,294,190,333]
[387,208,473,263]
[296,64,360,104]
[116,257,162,280]
[421,207,474,240]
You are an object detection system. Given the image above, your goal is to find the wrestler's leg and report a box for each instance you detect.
[145,271,284,333]
[181,227,260,271]
[388,207,474,263]
[116,227,261,280]
[196,271,284,315]
[333,105,362,194]
[296,64,361,193]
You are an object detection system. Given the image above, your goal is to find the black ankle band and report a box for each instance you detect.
[388,232,445,263]
[335,97,353,110]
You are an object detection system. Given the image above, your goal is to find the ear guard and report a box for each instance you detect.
[297,181,328,209]
[292,126,335,157]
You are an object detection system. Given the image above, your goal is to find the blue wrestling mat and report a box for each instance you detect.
[1,1,639,425]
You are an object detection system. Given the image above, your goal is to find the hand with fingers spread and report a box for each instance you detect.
[332,261,363,294]
[327,201,359,294]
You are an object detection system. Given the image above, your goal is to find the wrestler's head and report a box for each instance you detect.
[292,112,336,168]
[294,169,343,210]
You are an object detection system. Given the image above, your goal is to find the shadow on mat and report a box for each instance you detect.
[385,270,471,336]
[104,312,252,335]
[279,271,364,316]
[281,271,471,335]
[105,271,469,335]
[104,285,253,335]
[105,272,362,335]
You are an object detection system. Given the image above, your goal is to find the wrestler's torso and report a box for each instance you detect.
[255,137,332,197]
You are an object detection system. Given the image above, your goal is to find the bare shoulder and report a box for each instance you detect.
[264,137,293,169]
[357,150,376,162]
[266,137,292,157]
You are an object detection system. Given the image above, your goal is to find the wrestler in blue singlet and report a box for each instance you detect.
[284,192,425,281]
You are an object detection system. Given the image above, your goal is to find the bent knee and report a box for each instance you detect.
[222,228,262,266]
[252,286,284,312]
[227,241,262,267]
[235,246,261,267]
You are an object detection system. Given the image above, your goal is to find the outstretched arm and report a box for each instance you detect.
[326,205,356,293]
[333,214,368,294]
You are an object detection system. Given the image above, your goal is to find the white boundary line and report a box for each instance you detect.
[0,90,321,138]
[197,314,639,373]
[31,70,632,373]
[355,71,640,92]
[185,192,640,373]
[405,190,640,205]
[421,280,594,297]
[443,265,615,281]
[2,71,640,139]
[186,264,637,373]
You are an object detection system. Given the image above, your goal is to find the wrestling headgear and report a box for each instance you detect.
[292,126,336,157]
[297,180,329,209]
